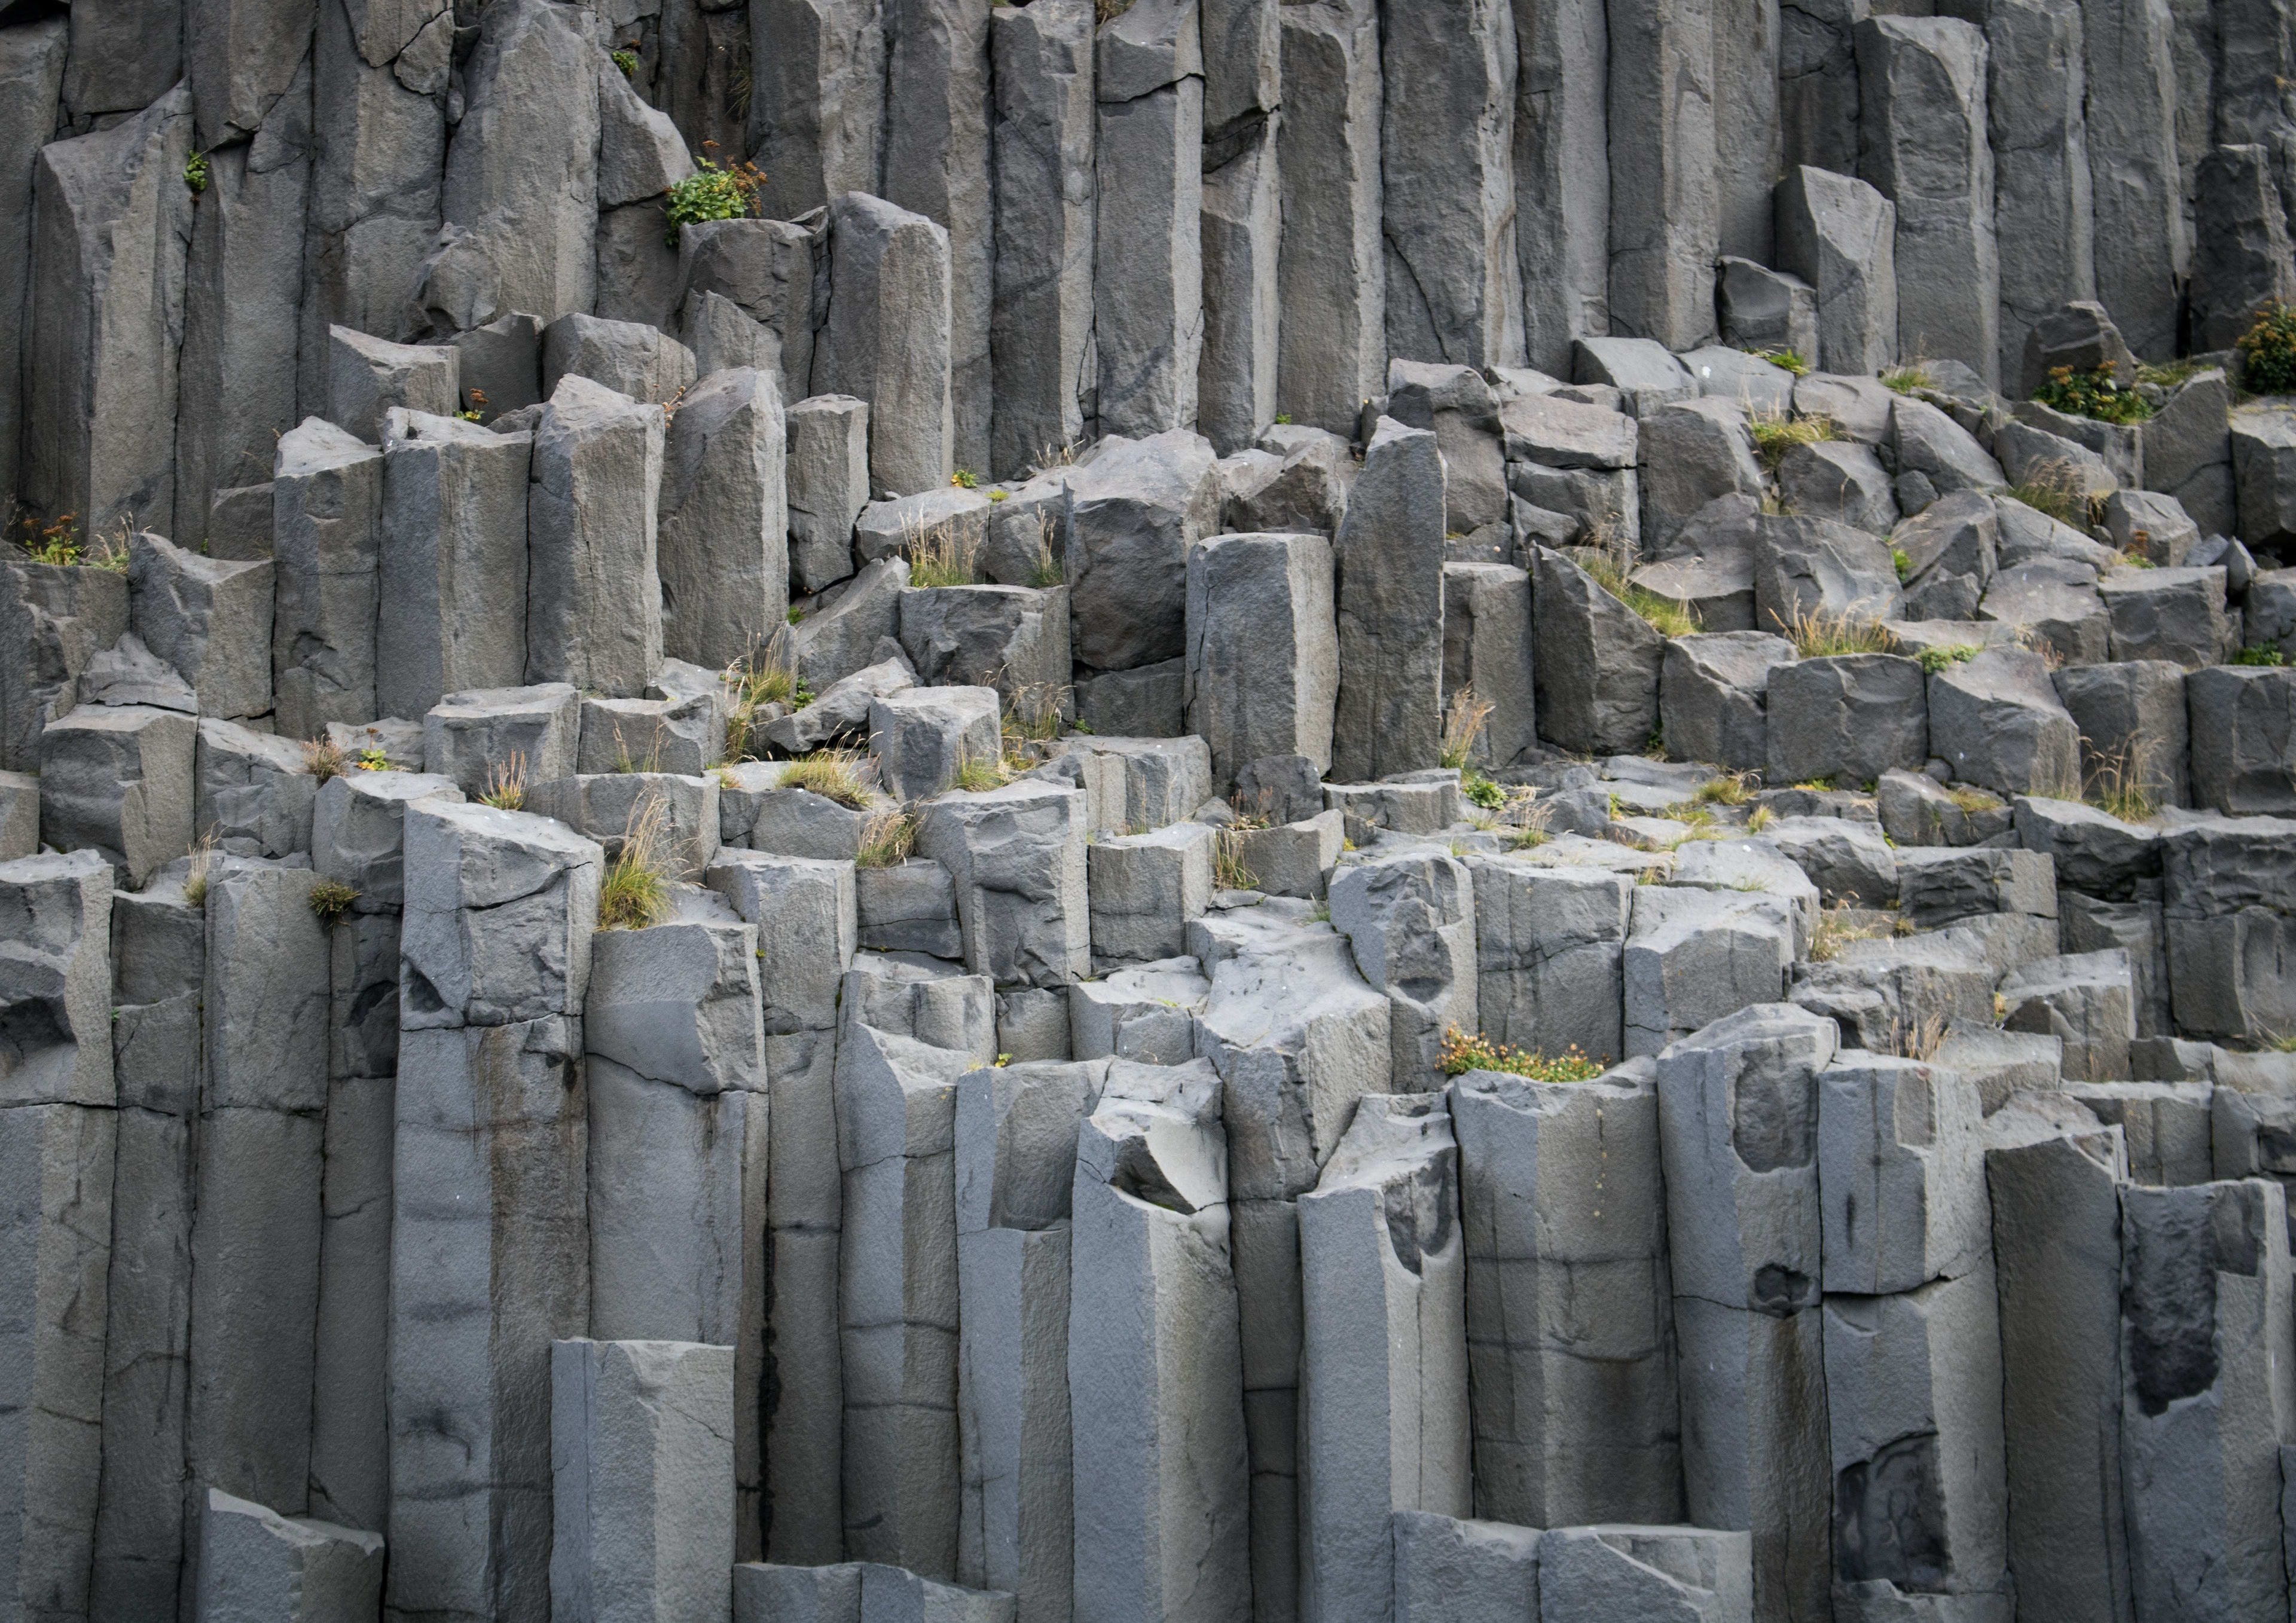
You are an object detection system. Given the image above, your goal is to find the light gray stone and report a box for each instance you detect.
[1275,0,1385,435]
[679,217,826,412]
[1442,563,1537,768]
[746,0,883,220]
[897,586,1070,714]
[659,368,789,673]
[193,720,315,861]
[196,1490,385,1623]
[551,1339,735,1623]
[271,419,385,739]
[1454,1063,1681,1527]
[377,409,532,719]
[1659,632,1794,773]
[1536,1526,1753,1622]
[1094,0,1204,438]
[1532,547,1665,757]
[579,694,722,778]
[1624,891,1797,1058]
[1184,532,1338,792]
[872,686,1001,803]
[0,558,128,773]
[128,532,272,720]
[37,706,195,887]
[422,682,580,800]
[1198,118,1282,456]
[524,374,665,698]
[1999,950,2135,1082]
[1390,1512,1539,1622]
[1329,852,1477,1089]
[1818,1052,1988,1294]
[327,326,459,445]
[917,781,1089,990]
[816,192,955,496]
[1776,166,1898,378]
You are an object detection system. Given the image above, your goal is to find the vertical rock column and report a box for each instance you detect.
[90,877,201,1620]
[1981,0,2096,388]
[1275,0,1382,435]
[0,19,69,515]
[1984,1117,2134,1622]
[954,1058,1110,1619]
[1779,0,1861,176]
[1068,1060,1251,1623]
[272,418,385,740]
[179,860,333,1597]
[1714,0,1782,265]
[23,84,195,539]
[704,849,857,1564]
[1856,17,2001,385]
[0,852,115,1623]
[524,375,667,699]
[1183,531,1339,796]
[174,56,312,552]
[883,0,994,473]
[1606,0,1718,350]
[1190,910,1393,1622]
[388,801,601,1622]
[376,408,533,720]
[301,0,448,398]
[1512,0,1608,375]
[2080,0,2186,359]
[990,0,1098,476]
[813,192,957,497]
[309,768,466,1541]
[1095,0,1206,439]
[1330,420,1443,784]
[1198,0,1282,452]
[1654,1004,1839,1623]
[1298,1095,1471,1619]
[748,0,886,219]
[1452,1061,1683,1529]
[2119,1178,2296,1619]
[1381,0,1522,369]
[581,897,769,1557]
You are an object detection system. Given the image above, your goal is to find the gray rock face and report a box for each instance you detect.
[1719,257,1819,360]
[2081,0,2187,360]
[1752,514,1901,632]
[1660,632,1796,772]
[1440,563,1535,768]
[658,368,788,673]
[917,781,1089,989]
[1386,362,1508,531]
[127,533,272,722]
[899,585,1070,714]
[1275,0,1385,436]
[1329,851,1477,1088]
[1094,0,1205,439]
[523,376,664,698]
[1379,0,1521,369]
[2099,566,2236,668]
[1625,888,1798,1057]
[378,410,533,720]
[1064,430,1221,679]
[1198,117,1281,457]
[1926,647,2081,798]
[871,686,1000,803]
[815,192,955,497]
[271,420,384,739]
[542,314,698,410]
[2055,658,2190,807]
[422,683,580,800]
[1510,0,1608,375]
[1891,490,1997,622]
[2187,665,2296,815]
[1639,402,1764,555]
[0,557,129,774]
[1453,1063,1679,1527]
[679,217,825,411]
[1857,17,2000,385]
[1766,654,1929,786]
[39,706,195,887]
[24,85,195,539]
[328,326,460,445]
[2191,144,2296,351]
[1333,420,1445,781]
[1986,6,2097,389]
[0,20,67,515]
[1184,532,1339,792]
[990,0,1097,476]
[420,0,600,331]
[1775,166,1898,378]
[1532,548,1665,757]
[787,396,874,595]
[197,1490,386,1623]
[1777,440,1897,536]
[1606,0,1718,350]
[2145,369,2236,537]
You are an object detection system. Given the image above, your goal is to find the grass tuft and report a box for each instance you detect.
[2086,738,2161,824]
[1439,1027,1607,1081]
[1213,828,1257,891]
[1694,771,1755,807]
[781,750,874,809]
[1916,644,1983,675]
[309,879,360,923]
[1808,902,1881,962]
[302,738,348,784]
[905,514,983,588]
[597,798,674,930]
[1748,410,1838,471]
[1440,685,1497,771]
[1583,552,1702,638]
[481,751,529,812]
[1880,362,1934,395]
[181,835,217,909]
[1773,603,1897,658]
[2005,460,2087,527]
[856,809,918,869]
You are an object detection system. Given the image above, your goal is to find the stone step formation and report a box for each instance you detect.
[5,0,2296,1619]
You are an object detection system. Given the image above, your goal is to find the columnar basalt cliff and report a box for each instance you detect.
[5,0,2296,1619]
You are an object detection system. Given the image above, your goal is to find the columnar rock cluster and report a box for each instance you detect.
[7,0,2296,1619]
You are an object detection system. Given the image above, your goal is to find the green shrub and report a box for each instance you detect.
[184,151,209,194]
[2032,363,2152,425]
[2233,644,2289,667]
[1757,348,1810,377]
[1439,1028,1607,1083]
[1916,644,1982,674]
[664,157,765,246]
[309,879,361,923]
[1461,770,1504,811]
[2237,300,2296,394]
[610,47,639,76]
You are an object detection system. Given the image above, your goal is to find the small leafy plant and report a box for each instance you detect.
[664,152,767,246]
[950,469,979,489]
[1758,348,1810,377]
[1916,644,1981,675]
[611,45,640,76]
[184,151,209,194]
[1461,770,1505,811]
[1891,546,1913,583]
[2237,300,2296,394]
[356,747,394,772]
[2032,364,2151,426]
[2233,644,2289,667]
[1439,1028,1606,1083]
[309,879,360,924]
[14,512,121,569]
[457,387,490,424]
